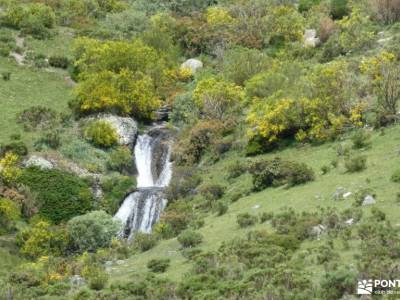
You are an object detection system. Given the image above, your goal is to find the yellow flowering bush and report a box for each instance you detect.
[0,152,21,184]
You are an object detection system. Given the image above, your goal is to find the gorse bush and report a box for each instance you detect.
[249,158,315,191]
[17,106,58,131]
[84,120,118,148]
[147,258,170,273]
[344,155,367,173]
[0,198,20,233]
[198,183,225,201]
[133,232,158,252]
[177,230,203,248]
[18,167,93,223]
[48,55,70,69]
[237,213,258,228]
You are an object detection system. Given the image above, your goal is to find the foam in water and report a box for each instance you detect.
[114,129,171,239]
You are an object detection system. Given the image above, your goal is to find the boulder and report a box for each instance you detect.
[181,59,203,74]
[303,29,320,48]
[311,224,326,240]
[24,155,54,170]
[345,218,354,226]
[93,114,137,146]
[362,195,376,206]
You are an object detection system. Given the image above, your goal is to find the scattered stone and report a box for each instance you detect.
[311,224,326,240]
[332,187,346,201]
[24,155,54,170]
[105,261,113,267]
[180,58,203,74]
[116,260,125,265]
[252,204,260,209]
[64,76,77,88]
[303,29,320,48]
[345,218,354,226]
[70,275,85,287]
[343,192,352,199]
[362,195,376,206]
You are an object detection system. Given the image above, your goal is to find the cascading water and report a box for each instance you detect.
[114,126,172,239]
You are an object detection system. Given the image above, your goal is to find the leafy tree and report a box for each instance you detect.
[67,210,121,253]
[76,70,160,119]
[193,77,244,121]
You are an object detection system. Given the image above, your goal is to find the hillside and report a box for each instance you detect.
[1,0,400,299]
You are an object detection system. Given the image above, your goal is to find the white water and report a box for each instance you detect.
[114,129,172,239]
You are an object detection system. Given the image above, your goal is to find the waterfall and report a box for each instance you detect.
[114,126,172,239]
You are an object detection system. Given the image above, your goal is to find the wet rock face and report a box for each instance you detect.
[148,127,172,180]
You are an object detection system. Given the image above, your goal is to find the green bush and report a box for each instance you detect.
[177,230,203,248]
[299,0,321,12]
[18,167,93,223]
[226,160,247,180]
[351,129,371,149]
[0,198,20,233]
[17,106,58,131]
[0,141,28,157]
[344,155,367,173]
[83,265,109,291]
[391,169,400,183]
[107,146,133,174]
[249,158,315,191]
[237,213,258,228]
[165,166,201,201]
[330,0,349,19]
[181,248,202,260]
[133,232,158,252]
[170,93,199,127]
[48,55,70,69]
[215,201,228,216]
[147,258,170,273]
[84,120,118,148]
[0,44,11,57]
[198,183,225,201]
[67,211,121,253]
[259,211,274,223]
[34,131,61,150]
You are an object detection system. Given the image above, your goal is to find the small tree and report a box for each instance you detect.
[67,211,121,253]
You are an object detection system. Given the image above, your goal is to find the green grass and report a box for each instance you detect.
[109,126,400,283]
[0,57,73,145]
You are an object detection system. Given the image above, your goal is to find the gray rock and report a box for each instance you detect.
[116,260,125,265]
[343,192,352,199]
[303,29,320,48]
[345,218,354,226]
[311,224,326,240]
[362,195,376,206]
[90,114,138,146]
[24,155,54,170]
[252,204,261,209]
[70,275,85,287]
[181,59,203,74]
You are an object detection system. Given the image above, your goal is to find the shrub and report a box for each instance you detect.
[237,213,258,228]
[147,258,170,273]
[18,167,93,223]
[391,169,400,183]
[0,152,21,184]
[198,183,225,201]
[330,0,349,19]
[48,55,70,69]
[82,265,108,290]
[0,44,11,57]
[67,211,121,253]
[165,166,201,201]
[215,201,228,216]
[170,93,199,127]
[370,207,386,221]
[34,131,61,150]
[249,158,315,191]
[181,248,202,260]
[101,175,135,214]
[107,147,133,174]
[133,232,158,252]
[344,155,367,173]
[177,230,203,248]
[0,141,28,157]
[351,129,370,149]
[0,198,20,233]
[226,160,247,179]
[259,212,274,223]
[84,120,118,148]
[2,71,11,81]
[17,106,58,131]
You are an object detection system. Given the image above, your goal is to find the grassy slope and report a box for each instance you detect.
[0,35,73,146]
[110,125,400,283]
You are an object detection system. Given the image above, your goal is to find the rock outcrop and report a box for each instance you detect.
[304,29,320,48]
[23,155,54,169]
[181,59,203,74]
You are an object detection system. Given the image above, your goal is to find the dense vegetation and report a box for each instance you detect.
[1,0,400,299]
